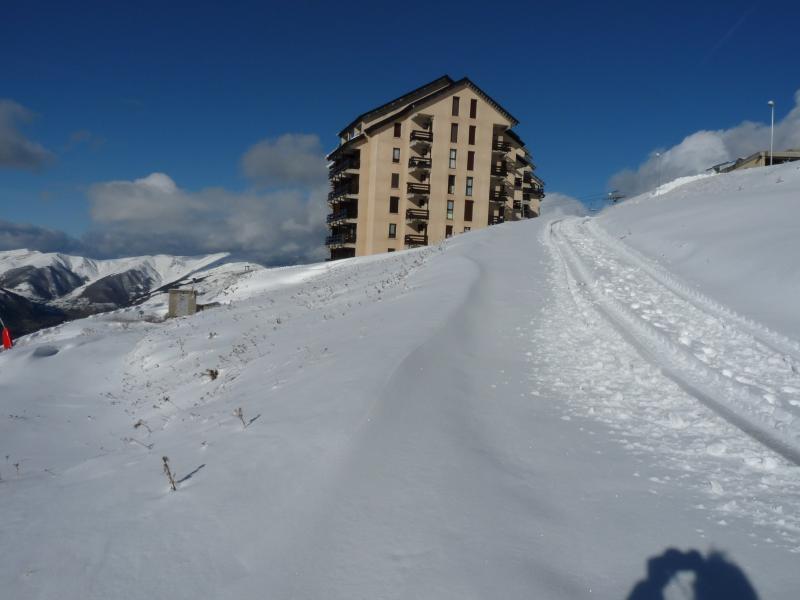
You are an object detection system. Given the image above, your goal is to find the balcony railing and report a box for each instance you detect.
[325,233,357,247]
[492,139,511,152]
[407,182,430,194]
[410,130,433,142]
[328,189,358,203]
[406,208,430,221]
[329,159,360,179]
[408,156,432,169]
[491,164,509,176]
[404,234,428,246]
[489,189,508,202]
[326,210,358,224]
[489,215,504,225]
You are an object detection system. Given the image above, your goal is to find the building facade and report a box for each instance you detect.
[326,76,544,260]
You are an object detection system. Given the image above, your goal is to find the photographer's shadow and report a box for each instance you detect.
[627,548,758,600]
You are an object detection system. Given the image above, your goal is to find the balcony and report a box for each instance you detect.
[410,130,433,143]
[406,208,430,221]
[491,163,509,177]
[408,156,432,170]
[492,139,510,152]
[328,189,358,204]
[326,209,358,225]
[489,188,508,202]
[407,182,430,194]
[489,215,504,225]
[329,159,360,179]
[325,232,357,247]
[404,234,428,247]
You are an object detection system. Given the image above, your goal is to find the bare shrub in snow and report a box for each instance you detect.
[162,456,177,491]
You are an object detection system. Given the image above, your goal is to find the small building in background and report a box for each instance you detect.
[709,149,800,173]
[168,289,197,318]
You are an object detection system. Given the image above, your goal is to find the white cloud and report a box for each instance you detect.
[241,133,328,186]
[0,99,55,170]
[610,90,800,197]
[540,193,587,217]
[84,173,328,265]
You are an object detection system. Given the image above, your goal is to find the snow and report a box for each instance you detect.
[2,164,800,598]
[0,249,228,301]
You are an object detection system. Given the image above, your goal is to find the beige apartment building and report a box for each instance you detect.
[326,76,545,260]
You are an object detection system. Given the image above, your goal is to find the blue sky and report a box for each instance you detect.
[2,0,799,261]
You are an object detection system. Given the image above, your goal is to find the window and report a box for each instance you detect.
[445,225,453,238]
[389,196,399,214]
[450,123,458,143]
[452,96,460,116]
[464,200,474,222]
[448,174,456,195]
[464,227,471,232]
[391,173,399,188]
[470,98,477,118]
[392,147,400,163]
[468,125,476,145]
[393,123,401,137]
[388,248,396,252]
[465,176,473,196]
[467,151,475,171]
[447,200,454,220]
[388,223,397,238]
[449,149,457,169]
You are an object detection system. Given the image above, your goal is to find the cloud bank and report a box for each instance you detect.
[610,90,800,197]
[0,99,55,170]
[1,133,330,266]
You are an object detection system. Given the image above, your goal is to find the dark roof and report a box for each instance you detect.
[337,76,454,138]
[364,77,520,137]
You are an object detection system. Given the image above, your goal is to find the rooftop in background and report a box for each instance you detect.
[708,149,800,173]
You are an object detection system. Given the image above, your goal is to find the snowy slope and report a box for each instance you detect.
[598,161,800,339]
[2,168,800,598]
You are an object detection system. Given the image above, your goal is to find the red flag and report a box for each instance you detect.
[2,328,12,350]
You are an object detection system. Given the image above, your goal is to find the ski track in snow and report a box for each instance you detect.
[536,217,800,550]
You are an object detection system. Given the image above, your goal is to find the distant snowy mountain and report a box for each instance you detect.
[0,250,228,334]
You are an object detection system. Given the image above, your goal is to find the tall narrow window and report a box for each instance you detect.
[393,123,401,137]
[447,200,454,220]
[392,147,400,163]
[465,176,473,196]
[467,151,475,171]
[469,98,477,118]
[391,173,399,188]
[450,123,458,143]
[468,125,476,145]
[448,174,456,195]
[464,200,474,222]
[452,96,460,116]
[389,196,399,214]
[446,225,453,238]
[449,149,457,169]
[388,223,397,238]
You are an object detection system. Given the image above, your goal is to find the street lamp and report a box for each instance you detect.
[655,152,662,191]
[768,100,775,166]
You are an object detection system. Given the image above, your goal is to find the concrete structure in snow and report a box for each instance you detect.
[708,149,800,173]
[325,76,545,260]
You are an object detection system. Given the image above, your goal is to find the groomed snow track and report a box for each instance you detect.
[548,217,800,466]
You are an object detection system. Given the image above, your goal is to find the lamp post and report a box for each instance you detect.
[768,100,775,166]
[655,152,662,191]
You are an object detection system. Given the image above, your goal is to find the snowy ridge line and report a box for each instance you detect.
[548,220,800,466]
[586,219,800,363]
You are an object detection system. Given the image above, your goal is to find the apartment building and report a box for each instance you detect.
[326,75,545,260]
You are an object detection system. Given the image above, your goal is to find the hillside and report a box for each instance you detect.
[1,163,799,598]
